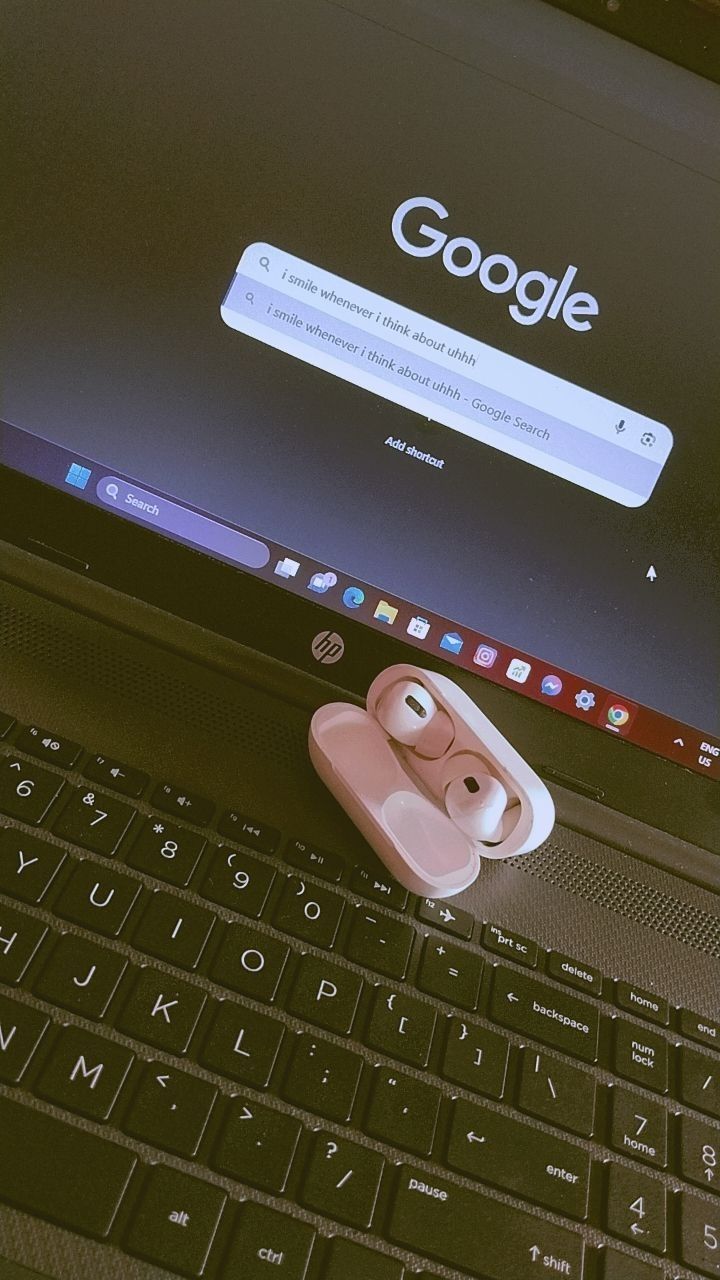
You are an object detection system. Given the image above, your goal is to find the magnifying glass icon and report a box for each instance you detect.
[245,291,255,305]
[259,255,270,272]
[106,482,119,500]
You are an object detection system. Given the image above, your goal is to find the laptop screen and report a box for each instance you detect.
[3,0,719,778]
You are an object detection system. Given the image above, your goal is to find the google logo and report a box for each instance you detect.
[606,703,630,729]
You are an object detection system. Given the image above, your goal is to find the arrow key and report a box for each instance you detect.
[122,1061,217,1157]
[680,1113,720,1194]
[605,1163,666,1254]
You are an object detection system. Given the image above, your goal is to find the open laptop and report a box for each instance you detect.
[2,1,719,1277]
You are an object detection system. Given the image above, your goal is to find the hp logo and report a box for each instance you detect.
[311,630,345,664]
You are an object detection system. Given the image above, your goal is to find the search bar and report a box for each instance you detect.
[221,242,673,507]
[96,476,270,569]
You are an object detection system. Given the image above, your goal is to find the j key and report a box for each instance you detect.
[615,981,669,1027]
[608,1086,667,1168]
[123,1061,217,1157]
[601,1247,663,1279]
[0,1094,136,1238]
[211,1095,302,1193]
[211,921,289,1003]
[124,1164,226,1277]
[679,1190,720,1275]
[200,1000,285,1088]
[0,827,65,903]
[84,753,149,798]
[287,953,364,1035]
[151,781,214,828]
[417,896,474,940]
[388,1163,586,1280]
[441,1016,510,1099]
[0,903,48,983]
[117,967,207,1054]
[286,837,344,883]
[605,1163,666,1254]
[350,865,408,911]
[680,1008,720,1052]
[417,935,483,1011]
[547,950,603,997]
[132,890,215,970]
[0,711,15,737]
[482,921,538,967]
[323,1238,402,1280]
[345,904,414,980]
[614,1020,668,1093]
[201,845,275,918]
[680,1045,720,1119]
[219,809,280,856]
[54,860,142,937]
[225,1202,315,1280]
[53,787,135,856]
[448,1096,591,1219]
[273,875,344,949]
[680,1113,720,1193]
[34,933,128,1019]
[282,1032,363,1123]
[127,816,206,887]
[491,965,600,1063]
[518,1048,596,1137]
[15,725,81,770]
[0,756,65,824]
[0,992,49,1083]
[364,1065,441,1156]
[365,985,436,1068]
[302,1130,385,1230]
[35,1024,134,1122]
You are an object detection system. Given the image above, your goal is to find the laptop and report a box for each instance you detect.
[2,1,719,1277]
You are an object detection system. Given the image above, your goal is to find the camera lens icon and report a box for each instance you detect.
[640,432,656,447]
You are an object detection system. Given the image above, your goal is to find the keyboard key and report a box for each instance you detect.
[286,836,343,883]
[365,1065,441,1156]
[117,967,206,1054]
[201,845,276,918]
[0,828,65,903]
[200,1000,285,1088]
[388,1163,586,1279]
[211,1095,301,1193]
[680,1045,720,1119]
[323,1238,402,1280]
[614,1020,668,1093]
[608,1086,667,1168]
[345,904,414,980]
[441,1016,509,1099]
[680,1007,720,1052]
[0,1094,136,1237]
[679,1190,720,1275]
[53,786,135,856]
[350,864,408,911]
[679,1113,720,1193]
[282,1032,363,1122]
[546,950,602,997]
[273,875,344,949]
[0,711,15,737]
[490,965,600,1062]
[225,1202,315,1280]
[482,921,538,967]
[0,903,48,983]
[0,992,49,1082]
[605,1163,666,1253]
[54,860,142,937]
[365,985,436,1068]
[615,981,669,1027]
[417,935,483,1011]
[518,1048,596,1137]
[34,933,127,1019]
[447,1096,591,1219]
[124,1164,226,1277]
[152,781,214,828]
[301,1130,385,1229]
[219,809,280,855]
[0,756,65,824]
[132,890,215,969]
[287,953,364,1035]
[35,1024,134,1121]
[416,895,473,939]
[600,1246,663,1279]
[83,753,149,798]
[123,1061,217,1157]
[211,921,289,1003]
[127,816,206,887]
[15,725,81,769]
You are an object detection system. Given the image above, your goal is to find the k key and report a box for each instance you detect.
[117,967,207,1055]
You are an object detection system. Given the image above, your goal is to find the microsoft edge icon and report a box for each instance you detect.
[342,586,365,609]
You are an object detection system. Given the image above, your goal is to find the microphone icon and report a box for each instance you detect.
[614,419,626,434]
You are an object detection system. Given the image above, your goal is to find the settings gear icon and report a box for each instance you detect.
[575,689,596,711]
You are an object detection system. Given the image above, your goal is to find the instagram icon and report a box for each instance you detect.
[473,643,498,669]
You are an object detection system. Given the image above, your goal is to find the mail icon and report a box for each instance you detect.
[440,631,464,654]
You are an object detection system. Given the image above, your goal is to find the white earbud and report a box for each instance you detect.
[445,764,508,843]
[376,679,454,757]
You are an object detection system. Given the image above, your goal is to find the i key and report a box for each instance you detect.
[132,890,215,970]
[301,1129,385,1229]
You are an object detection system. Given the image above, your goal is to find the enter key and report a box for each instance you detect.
[447,1097,591,1220]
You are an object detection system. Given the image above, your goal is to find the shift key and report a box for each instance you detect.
[388,1165,585,1279]
[491,966,599,1063]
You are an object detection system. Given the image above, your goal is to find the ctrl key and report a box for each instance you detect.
[124,1165,226,1277]
[224,1202,316,1278]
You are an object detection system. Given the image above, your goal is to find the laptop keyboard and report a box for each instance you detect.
[0,714,718,1278]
